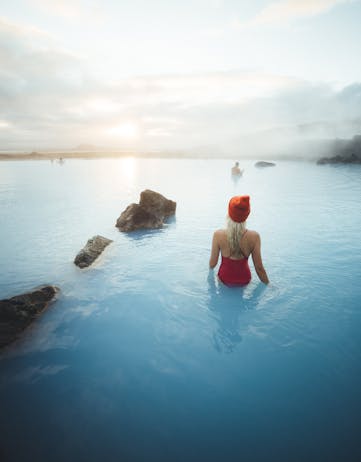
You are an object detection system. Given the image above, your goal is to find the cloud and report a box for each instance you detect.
[234,0,351,28]
[0,16,360,155]
[31,0,83,18]
[29,0,105,22]
[0,16,87,146]
[0,16,82,80]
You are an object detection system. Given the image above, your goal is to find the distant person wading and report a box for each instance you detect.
[209,196,269,285]
[231,161,243,176]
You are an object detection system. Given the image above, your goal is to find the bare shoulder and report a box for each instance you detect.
[246,229,260,243]
[214,228,226,237]
[213,229,227,243]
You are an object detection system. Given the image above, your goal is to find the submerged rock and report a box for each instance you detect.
[74,235,113,268]
[116,189,176,232]
[0,285,59,350]
[255,161,276,167]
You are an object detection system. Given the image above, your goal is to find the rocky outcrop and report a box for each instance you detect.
[317,153,361,164]
[74,235,113,268]
[116,189,177,232]
[255,161,276,167]
[115,203,164,231]
[0,285,59,350]
[139,189,176,218]
[317,135,361,164]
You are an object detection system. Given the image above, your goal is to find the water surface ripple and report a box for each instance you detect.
[0,159,360,462]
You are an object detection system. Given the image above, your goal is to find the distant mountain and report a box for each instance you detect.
[74,144,100,151]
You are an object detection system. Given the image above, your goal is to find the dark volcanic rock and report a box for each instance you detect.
[0,285,59,350]
[317,152,361,165]
[74,235,113,268]
[317,135,361,164]
[255,161,276,167]
[116,190,177,232]
[116,203,164,232]
[139,189,177,218]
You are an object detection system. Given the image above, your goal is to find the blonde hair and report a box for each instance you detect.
[226,215,246,258]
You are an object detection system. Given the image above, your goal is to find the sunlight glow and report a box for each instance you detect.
[106,122,139,138]
[120,157,136,182]
[0,120,10,129]
[87,99,119,114]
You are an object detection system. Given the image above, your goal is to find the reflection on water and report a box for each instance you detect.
[12,364,69,385]
[207,270,268,353]
[122,227,168,242]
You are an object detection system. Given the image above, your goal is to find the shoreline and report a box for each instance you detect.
[0,151,313,162]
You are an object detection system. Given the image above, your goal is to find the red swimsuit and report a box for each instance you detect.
[218,256,251,286]
[217,231,251,286]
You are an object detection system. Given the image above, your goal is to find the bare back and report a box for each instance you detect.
[215,228,256,259]
[209,228,269,284]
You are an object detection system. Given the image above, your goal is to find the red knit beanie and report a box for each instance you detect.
[228,195,250,223]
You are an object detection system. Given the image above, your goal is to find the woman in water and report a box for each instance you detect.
[209,195,269,285]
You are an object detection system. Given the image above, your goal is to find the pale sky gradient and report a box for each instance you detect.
[1,0,361,154]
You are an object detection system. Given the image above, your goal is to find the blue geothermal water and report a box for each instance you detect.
[0,158,361,462]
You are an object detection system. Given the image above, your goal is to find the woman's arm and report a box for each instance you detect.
[209,231,220,268]
[251,233,269,284]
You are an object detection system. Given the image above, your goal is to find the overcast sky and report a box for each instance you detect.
[1,0,361,154]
